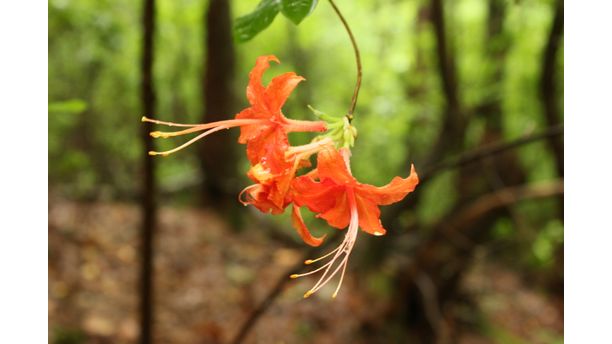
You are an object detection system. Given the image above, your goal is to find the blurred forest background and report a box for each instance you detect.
[49,0,563,343]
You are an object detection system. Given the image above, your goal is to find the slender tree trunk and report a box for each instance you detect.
[540,0,564,316]
[199,0,237,206]
[428,0,464,164]
[540,0,564,178]
[139,0,157,342]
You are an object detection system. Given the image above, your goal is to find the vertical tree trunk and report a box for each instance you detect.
[540,0,564,315]
[199,0,237,206]
[139,0,157,342]
[540,0,564,177]
[427,0,464,166]
[478,0,526,198]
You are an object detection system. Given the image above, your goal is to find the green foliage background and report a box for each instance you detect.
[49,0,562,272]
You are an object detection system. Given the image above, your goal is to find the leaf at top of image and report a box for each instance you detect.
[233,0,281,43]
[281,0,318,25]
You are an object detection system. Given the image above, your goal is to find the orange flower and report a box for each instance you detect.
[142,55,326,158]
[237,55,328,164]
[240,137,334,215]
[290,146,419,297]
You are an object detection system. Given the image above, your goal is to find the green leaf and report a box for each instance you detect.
[280,0,318,25]
[233,0,281,43]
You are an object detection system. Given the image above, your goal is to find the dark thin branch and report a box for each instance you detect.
[427,0,463,164]
[328,0,362,119]
[423,124,564,180]
[446,179,563,230]
[229,246,319,344]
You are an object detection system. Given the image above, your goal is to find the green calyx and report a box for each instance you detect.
[308,105,357,149]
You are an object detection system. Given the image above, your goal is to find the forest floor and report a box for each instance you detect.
[49,198,563,344]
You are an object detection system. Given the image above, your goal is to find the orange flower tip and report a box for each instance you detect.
[289,274,299,279]
[373,231,385,237]
[303,291,313,298]
[304,259,314,265]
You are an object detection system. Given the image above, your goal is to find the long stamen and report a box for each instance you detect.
[300,187,359,299]
[304,246,341,265]
[332,260,348,298]
[141,116,202,127]
[306,249,351,296]
[290,260,334,279]
[150,119,266,138]
[307,217,358,295]
[304,235,352,297]
[148,125,228,156]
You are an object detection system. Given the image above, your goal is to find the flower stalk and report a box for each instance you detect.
[328,0,362,120]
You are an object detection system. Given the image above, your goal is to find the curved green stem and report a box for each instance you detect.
[328,0,362,121]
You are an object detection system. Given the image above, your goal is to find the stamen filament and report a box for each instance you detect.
[307,253,350,295]
[290,260,334,278]
[304,246,341,265]
[150,119,267,138]
[149,125,227,156]
[332,260,348,298]
[142,116,202,127]
[299,187,359,298]
[305,238,351,294]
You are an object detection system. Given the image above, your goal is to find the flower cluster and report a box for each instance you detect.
[143,55,419,298]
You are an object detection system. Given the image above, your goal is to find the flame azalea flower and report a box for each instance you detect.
[141,55,326,158]
[240,137,334,215]
[290,146,419,298]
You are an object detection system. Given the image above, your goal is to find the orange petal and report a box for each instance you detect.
[318,192,351,230]
[316,147,354,185]
[245,126,289,165]
[242,184,286,215]
[246,55,279,107]
[355,195,386,236]
[358,164,419,206]
[292,205,326,247]
[292,176,339,213]
[265,72,304,114]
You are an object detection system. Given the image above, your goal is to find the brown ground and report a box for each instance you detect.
[49,199,562,343]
